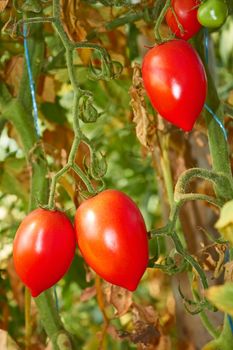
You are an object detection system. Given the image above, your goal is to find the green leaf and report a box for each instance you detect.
[40,98,67,125]
[206,282,233,316]
[219,17,233,67]
[215,200,233,244]
[127,23,139,61]
[0,157,28,204]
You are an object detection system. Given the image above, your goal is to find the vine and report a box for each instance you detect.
[1,0,233,348]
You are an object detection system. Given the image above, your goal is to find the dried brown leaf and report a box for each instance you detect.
[5,56,24,96]
[61,0,87,42]
[43,124,73,165]
[104,283,132,317]
[80,286,96,302]
[225,261,233,282]
[0,330,19,350]
[39,75,56,103]
[131,303,158,324]
[130,62,156,151]
[131,321,160,346]
[0,0,9,13]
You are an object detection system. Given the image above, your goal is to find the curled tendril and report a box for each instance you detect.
[22,0,42,13]
[89,52,123,81]
[178,283,215,316]
[2,17,18,38]
[79,95,99,123]
[13,0,23,13]
[152,253,187,274]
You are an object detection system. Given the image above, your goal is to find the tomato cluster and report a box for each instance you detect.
[13,0,230,297]
[13,191,149,296]
[142,0,229,131]
[142,1,209,131]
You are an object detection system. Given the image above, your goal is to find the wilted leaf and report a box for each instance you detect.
[0,0,9,13]
[61,0,87,42]
[215,200,233,244]
[130,62,156,151]
[43,124,74,165]
[205,282,233,316]
[119,304,161,348]
[5,56,24,97]
[225,261,233,282]
[131,303,158,324]
[104,283,132,317]
[0,329,20,349]
[129,321,160,346]
[39,75,56,103]
[219,17,233,66]
[80,286,96,302]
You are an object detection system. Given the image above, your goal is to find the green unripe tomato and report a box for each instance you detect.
[197,0,228,28]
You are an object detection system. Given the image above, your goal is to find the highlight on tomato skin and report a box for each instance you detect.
[142,39,207,132]
[74,189,149,292]
[197,0,229,29]
[13,208,76,297]
[165,0,202,40]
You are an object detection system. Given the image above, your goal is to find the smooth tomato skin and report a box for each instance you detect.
[142,40,207,132]
[197,0,228,29]
[166,0,201,40]
[75,190,149,291]
[13,208,76,297]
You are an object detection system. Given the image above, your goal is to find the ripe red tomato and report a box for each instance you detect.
[142,40,207,132]
[74,190,149,291]
[13,208,76,297]
[166,0,201,40]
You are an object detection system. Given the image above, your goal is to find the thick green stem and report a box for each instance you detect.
[193,33,233,201]
[160,135,174,207]
[192,31,233,347]
[6,9,77,350]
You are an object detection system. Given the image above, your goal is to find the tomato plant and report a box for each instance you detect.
[197,0,228,28]
[13,208,76,297]
[165,0,201,40]
[142,40,207,131]
[74,189,149,291]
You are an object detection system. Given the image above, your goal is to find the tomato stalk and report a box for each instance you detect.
[154,0,171,42]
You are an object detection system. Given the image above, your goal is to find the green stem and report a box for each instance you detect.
[25,288,32,349]
[171,231,209,289]
[199,310,220,339]
[154,0,171,42]
[193,30,233,346]
[193,33,233,201]
[48,164,71,209]
[160,135,174,207]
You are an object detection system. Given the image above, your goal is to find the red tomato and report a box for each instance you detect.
[142,40,207,132]
[13,208,76,297]
[166,0,201,40]
[75,190,149,291]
